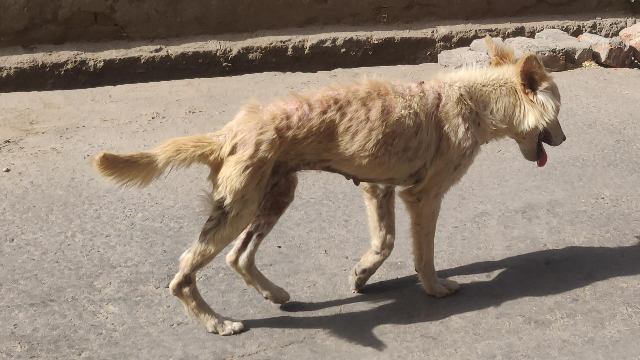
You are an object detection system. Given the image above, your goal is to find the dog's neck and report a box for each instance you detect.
[439,68,524,145]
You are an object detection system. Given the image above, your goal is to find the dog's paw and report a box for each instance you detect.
[206,319,245,336]
[262,286,290,304]
[350,276,366,293]
[349,265,372,293]
[423,277,460,298]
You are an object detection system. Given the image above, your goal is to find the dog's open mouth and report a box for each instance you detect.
[536,140,547,167]
[536,128,554,167]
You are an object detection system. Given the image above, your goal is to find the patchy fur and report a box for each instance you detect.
[94,39,566,335]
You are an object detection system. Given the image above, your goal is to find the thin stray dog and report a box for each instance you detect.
[94,38,566,335]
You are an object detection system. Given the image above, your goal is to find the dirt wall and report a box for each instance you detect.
[1,0,636,47]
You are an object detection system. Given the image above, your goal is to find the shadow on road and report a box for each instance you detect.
[244,243,640,349]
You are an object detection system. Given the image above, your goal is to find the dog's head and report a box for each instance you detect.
[485,37,566,167]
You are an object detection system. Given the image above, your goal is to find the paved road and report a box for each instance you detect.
[1,64,639,359]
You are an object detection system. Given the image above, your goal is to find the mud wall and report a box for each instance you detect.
[1,0,636,47]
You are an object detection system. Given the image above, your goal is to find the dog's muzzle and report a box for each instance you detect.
[540,128,566,146]
[535,127,566,167]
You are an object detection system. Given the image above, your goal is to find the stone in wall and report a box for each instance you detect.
[469,37,505,53]
[437,47,490,69]
[619,23,640,60]
[577,33,633,68]
[505,29,592,71]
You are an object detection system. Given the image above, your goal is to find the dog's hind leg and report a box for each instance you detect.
[169,217,243,335]
[400,189,459,298]
[350,183,396,292]
[226,173,297,304]
[169,157,272,335]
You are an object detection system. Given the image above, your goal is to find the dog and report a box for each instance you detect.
[94,38,566,335]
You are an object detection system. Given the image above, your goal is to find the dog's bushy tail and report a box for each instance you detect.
[94,134,224,187]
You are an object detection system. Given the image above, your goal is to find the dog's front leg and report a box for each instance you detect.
[400,189,459,297]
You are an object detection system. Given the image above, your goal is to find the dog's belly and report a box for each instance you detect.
[284,153,427,186]
[326,159,426,185]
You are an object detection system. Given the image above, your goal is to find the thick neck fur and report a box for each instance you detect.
[436,66,543,145]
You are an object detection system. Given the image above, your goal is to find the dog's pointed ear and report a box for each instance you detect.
[484,36,515,66]
[517,54,549,93]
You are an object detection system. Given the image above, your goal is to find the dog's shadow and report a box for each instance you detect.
[244,242,640,349]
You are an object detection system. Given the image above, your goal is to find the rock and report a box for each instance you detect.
[469,37,505,53]
[2,167,10,172]
[534,29,575,42]
[577,32,613,45]
[536,29,593,70]
[577,33,633,68]
[437,47,490,69]
[505,31,593,71]
[504,37,544,58]
[619,23,640,59]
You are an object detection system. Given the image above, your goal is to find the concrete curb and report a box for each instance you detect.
[1,17,638,92]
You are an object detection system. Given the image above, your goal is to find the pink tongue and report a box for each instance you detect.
[537,145,548,167]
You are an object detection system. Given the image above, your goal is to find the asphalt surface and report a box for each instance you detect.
[1,64,639,359]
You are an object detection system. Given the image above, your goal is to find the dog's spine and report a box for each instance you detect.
[94,134,223,187]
